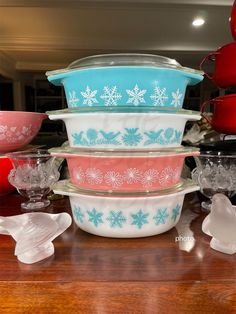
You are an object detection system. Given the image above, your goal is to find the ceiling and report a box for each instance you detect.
[0,0,234,79]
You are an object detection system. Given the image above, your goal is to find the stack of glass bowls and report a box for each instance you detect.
[46,53,203,238]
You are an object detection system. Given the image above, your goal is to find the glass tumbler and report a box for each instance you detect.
[192,152,236,212]
[7,149,60,211]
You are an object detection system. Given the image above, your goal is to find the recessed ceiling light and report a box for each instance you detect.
[192,18,205,27]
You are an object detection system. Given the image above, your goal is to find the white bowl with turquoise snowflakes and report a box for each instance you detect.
[48,107,200,150]
[52,179,199,238]
[46,54,203,109]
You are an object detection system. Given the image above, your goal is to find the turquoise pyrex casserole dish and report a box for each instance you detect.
[46,53,203,109]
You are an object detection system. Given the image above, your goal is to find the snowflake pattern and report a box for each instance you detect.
[66,84,187,109]
[80,86,98,106]
[171,89,183,107]
[171,204,181,222]
[87,208,103,227]
[73,167,85,184]
[126,84,146,106]
[173,167,182,182]
[153,208,169,225]
[100,86,122,106]
[86,168,103,185]
[74,206,84,223]
[104,171,123,188]
[74,203,181,231]
[68,90,79,107]
[141,169,159,188]
[0,125,34,143]
[72,166,180,189]
[123,168,142,184]
[106,211,126,228]
[159,167,174,186]
[150,86,168,106]
[131,210,149,229]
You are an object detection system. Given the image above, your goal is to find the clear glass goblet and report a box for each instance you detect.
[7,149,60,211]
[192,152,236,212]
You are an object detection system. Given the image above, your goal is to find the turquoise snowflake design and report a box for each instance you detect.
[122,128,143,146]
[153,208,169,225]
[87,208,104,227]
[131,210,149,229]
[171,204,181,222]
[106,211,126,228]
[74,205,84,223]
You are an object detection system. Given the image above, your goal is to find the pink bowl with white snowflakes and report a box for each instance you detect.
[50,146,199,193]
[0,111,47,153]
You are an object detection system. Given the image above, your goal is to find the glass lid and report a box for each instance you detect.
[68,53,181,69]
[52,179,199,198]
[49,145,199,157]
[46,53,203,76]
[46,106,200,116]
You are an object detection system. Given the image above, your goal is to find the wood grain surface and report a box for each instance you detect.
[0,192,235,313]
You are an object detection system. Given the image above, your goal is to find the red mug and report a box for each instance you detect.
[231,0,236,40]
[200,42,236,88]
[200,94,236,135]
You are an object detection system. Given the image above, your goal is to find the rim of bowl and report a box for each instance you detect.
[46,106,200,117]
[52,179,199,198]
[199,151,236,158]
[7,149,51,159]
[49,145,199,157]
[0,111,47,116]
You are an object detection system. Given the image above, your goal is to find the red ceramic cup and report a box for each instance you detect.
[230,0,236,40]
[0,156,15,196]
[200,94,236,134]
[200,42,236,88]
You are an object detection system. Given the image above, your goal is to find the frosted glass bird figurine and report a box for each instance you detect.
[0,212,72,264]
[202,193,236,254]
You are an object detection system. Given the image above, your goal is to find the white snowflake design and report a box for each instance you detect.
[100,86,122,106]
[68,90,79,107]
[172,167,182,182]
[0,125,7,134]
[85,168,103,185]
[141,169,159,188]
[126,84,146,106]
[104,171,123,188]
[123,168,142,184]
[150,86,168,106]
[159,167,174,186]
[0,125,33,143]
[73,167,85,184]
[171,89,183,107]
[80,86,98,106]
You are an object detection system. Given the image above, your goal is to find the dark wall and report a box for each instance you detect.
[0,82,14,110]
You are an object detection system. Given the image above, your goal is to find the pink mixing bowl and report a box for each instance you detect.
[50,146,199,193]
[0,111,47,153]
[0,155,15,196]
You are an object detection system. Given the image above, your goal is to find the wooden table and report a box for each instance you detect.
[0,192,235,313]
